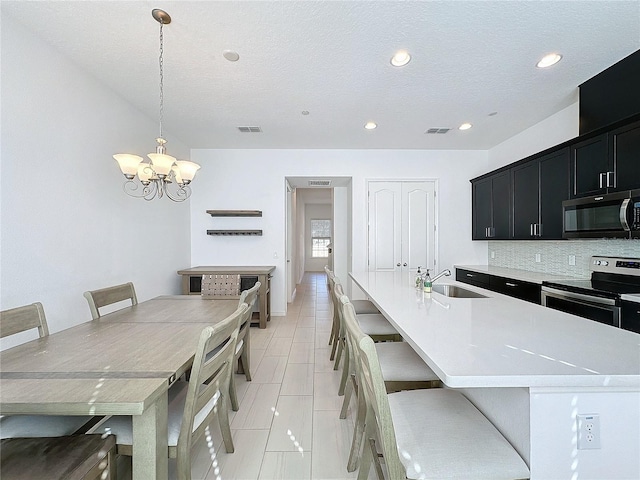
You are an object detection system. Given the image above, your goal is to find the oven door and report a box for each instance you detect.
[541,287,621,328]
[562,190,632,239]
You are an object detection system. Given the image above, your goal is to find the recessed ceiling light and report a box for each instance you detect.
[364,121,377,130]
[301,110,310,116]
[390,50,411,67]
[459,123,472,131]
[536,53,562,68]
[223,50,240,62]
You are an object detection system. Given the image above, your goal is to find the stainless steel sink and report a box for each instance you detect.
[432,284,488,298]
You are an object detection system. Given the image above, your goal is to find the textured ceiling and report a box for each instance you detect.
[3,1,639,150]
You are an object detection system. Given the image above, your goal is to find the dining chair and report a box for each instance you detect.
[92,303,248,480]
[325,267,380,359]
[83,282,138,320]
[1,434,116,480]
[229,281,261,411]
[341,299,530,480]
[0,303,94,439]
[337,294,440,472]
[331,280,400,393]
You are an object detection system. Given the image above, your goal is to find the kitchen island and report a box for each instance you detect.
[350,270,640,480]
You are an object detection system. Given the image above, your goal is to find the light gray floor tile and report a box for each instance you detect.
[313,371,345,411]
[288,342,315,364]
[311,410,358,479]
[314,347,337,373]
[293,327,315,343]
[266,395,313,452]
[297,316,316,328]
[266,337,293,356]
[208,429,270,480]
[232,383,281,430]
[253,356,288,383]
[258,451,312,480]
[281,363,315,395]
[273,322,297,338]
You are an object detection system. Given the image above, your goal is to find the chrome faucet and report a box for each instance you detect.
[431,269,451,283]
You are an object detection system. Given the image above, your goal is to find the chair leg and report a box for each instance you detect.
[369,438,386,480]
[334,337,344,370]
[328,315,336,346]
[229,369,239,412]
[218,393,235,453]
[347,384,367,472]
[357,421,375,480]
[241,335,251,381]
[338,348,349,395]
[340,374,355,419]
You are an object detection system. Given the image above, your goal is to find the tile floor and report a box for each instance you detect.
[121,272,365,480]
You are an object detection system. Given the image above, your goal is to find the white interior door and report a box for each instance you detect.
[368,181,436,273]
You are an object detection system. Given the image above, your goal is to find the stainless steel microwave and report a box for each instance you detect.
[562,189,640,239]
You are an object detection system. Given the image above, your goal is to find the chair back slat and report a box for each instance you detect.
[339,295,406,479]
[83,282,138,319]
[0,302,49,339]
[178,303,247,453]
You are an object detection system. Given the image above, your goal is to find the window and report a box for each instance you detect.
[311,219,331,258]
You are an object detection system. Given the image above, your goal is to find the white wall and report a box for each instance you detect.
[1,15,191,349]
[189,149,489,315]
[488,102,580,170]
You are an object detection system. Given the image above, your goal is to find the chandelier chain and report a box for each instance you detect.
[159,21,164,139]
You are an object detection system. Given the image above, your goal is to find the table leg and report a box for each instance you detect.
[132,389,168,480]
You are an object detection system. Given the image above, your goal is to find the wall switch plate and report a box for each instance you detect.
[577,414,601,449]
[569,254,576,266]
[535,253,541,263]
[491,251,495,259]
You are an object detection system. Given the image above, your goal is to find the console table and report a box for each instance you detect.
[177,266,275,328]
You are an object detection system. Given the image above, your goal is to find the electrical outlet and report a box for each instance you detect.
[569,254,576,266]
[535,253,541,263]
[490,251,495,259]
[577,414,601,450]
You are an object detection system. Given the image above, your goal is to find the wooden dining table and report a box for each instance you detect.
[0,296,238,480]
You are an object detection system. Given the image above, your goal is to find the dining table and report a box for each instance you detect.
[0,295,239,480]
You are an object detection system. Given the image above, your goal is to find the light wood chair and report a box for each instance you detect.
[0,303,95,439]
[229,281,261,411]
[1,434,116,480]
[83,282,138,320]
[337,294,440,472]
[341,299,530,480]
[332,281,400,395]
[325,267,380,359]
[92,303,248,480]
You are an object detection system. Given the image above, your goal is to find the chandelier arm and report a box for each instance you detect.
[123,179,159,201]
[162,180,191,202]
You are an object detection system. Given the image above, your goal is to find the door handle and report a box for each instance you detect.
[397,263,401,267]
[403,263,407,267]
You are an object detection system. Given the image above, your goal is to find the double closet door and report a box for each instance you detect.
[367,181,437,273]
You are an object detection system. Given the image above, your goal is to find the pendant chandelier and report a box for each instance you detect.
[114,9,200,202]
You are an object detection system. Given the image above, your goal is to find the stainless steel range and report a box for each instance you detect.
[541,256,640,332]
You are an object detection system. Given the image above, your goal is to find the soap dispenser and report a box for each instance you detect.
[423,269,432,293]
[415,266,422,289]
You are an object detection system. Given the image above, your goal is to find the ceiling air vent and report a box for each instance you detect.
[237,126,262,133]
[308,180,332,187]
[425,128,450,134]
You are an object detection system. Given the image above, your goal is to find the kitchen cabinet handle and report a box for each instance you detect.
[599,172,606,189]
[505,282,518,287]
[403,263,408,267]
[537,224,543,236]
[606,171,616,188]
[396,263,401,267]
[466,273,475,277]
[530,224,534,236]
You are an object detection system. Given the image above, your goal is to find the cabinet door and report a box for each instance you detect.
[611,120,640,191]
[472,178,492,239]
[570,134,609,197]
[491,171,511,239]
[539,148,570,239]
[512,161,539,239]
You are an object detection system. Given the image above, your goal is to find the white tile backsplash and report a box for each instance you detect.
[488,239,640,278]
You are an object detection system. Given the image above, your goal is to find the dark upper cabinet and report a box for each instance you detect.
[472,171,511,240]
[610,120,640,192]
[570,134,609,197]
[571,119,640,197]
[512,148,569,239]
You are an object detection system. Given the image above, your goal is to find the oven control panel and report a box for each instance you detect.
[592,256,640,276]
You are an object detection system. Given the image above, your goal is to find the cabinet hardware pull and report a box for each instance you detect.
[506,282,518,287]
[396,263,401,267]
[599,172,606,189]
[530,224,534,236]
[403,263,408,267]
[606,171,616,188]
[466,273,475,277]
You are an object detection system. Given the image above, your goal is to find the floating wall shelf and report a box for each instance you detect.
[206,210,262,217]
[207,230,262,236]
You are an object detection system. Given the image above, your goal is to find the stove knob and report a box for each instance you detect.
[595,260,601,265]
[601,261,609,266]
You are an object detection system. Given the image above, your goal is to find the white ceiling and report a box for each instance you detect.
[3,1,639,150]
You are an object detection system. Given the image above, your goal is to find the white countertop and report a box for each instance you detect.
[349,271,640,389]
[622,294,640,304]
[455,265,583,284]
